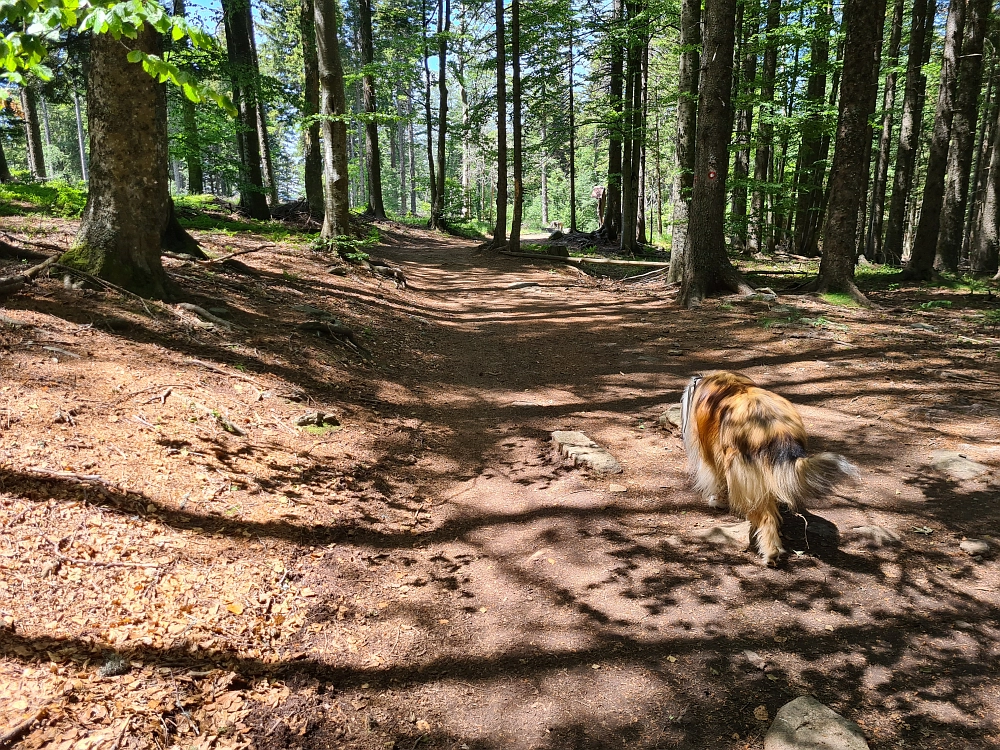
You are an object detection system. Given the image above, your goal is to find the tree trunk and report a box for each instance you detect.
[905,0,966,279]
[730,3,757,248]
[409,89,417,215]
[864,0,904,262]
[602,0,625,241]
[221,0,270,219]
[967,69,998,266]
[972,88,1000,273]
[935,0,990,272]
[489,0,508,249]
[881,0,932,264]
[0,132,12,183]
[421,0,436,219]
[315,0,351,239]
[748,0,780,254]
[816,0,886,301]
[620,10,644,256]
[247,16,279,206]
[568,21,577,232]
[459,56,471,219]
[668,0,700,282]
[432,0,451,229]
[358,0,386,218]
[20,86,46,180]
[679,0,752,307]
[509,0,524,251]
[64,28,200,298]
[172,0,204,196]
[300,0,324,219]
[540,107,549,227]
[73,89,89,182]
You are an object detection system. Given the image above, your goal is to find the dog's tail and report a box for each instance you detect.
[772,452,859,510]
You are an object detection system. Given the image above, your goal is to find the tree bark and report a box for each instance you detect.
[509,0,524,251]
[668,0,700,282]
[315,0,351,239]
[730,2,757,248]
[620,7,644,256]
[173,0,204,196]
[358,0,386,218]
[421,0,436,218]
[864,0,904,262]
[972,88,1000,273]
[20,85,46,180]
[489,0,508,249]
[0,136,11,183]
[568,21,577,231]
[602,0,625,241]
[905,0,966,279]
[679,0,752,307]
[65,28,200,298]
[247,11,279,206]
[935,0,990,272]
[300,0,324,219]
[221,0,270,219]
[881,0,932,264]
[816,0,886,301]
[432,0,451,229]
[73,89,89,182]
[748,0,780,254]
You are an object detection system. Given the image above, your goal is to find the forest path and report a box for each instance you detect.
[0,220,998,750]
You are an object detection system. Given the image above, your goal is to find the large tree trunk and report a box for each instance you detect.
[64,28,200,298]
[935,0,990,272]
[509,0,524,251]
[602,0,625,241]
[489,0,508,250]
[20,85,46,180]
[247,14,279,206]
[173,0,204,195]
[972,90,1000,274]
[421,0,436,219]
[568,21,577,231]
[431,0,451,229]
[816,0,886,301]
[905,0,966,279]
[300,0,324,219]
[315,0,351,239]
[748,0,780,254]
[679,0,752,308]
[358,0,386,218]
[730,3,757,249]
[620,9,644,256]
[667,0,700,282]
[221,0,270,219]
[864,0,904,262]
[0,136,11,183]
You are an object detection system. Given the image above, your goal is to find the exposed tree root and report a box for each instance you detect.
[0,255,59,300]
[299,320,371,359]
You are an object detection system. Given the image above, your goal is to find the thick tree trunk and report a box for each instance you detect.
[73,90,89,182]
[20,86,46,180]
[431,0,451,228]
[509,0,524,251]
[620,15,644,256]
[748,0,780,254]
[489,0,508,249]
[0,137,11,183]
[865,0,905,262]
[568,22,577,232]
[358,0,385,218]
[679,0,752,307]
[935,0,990,272]
[421,0,436,218]
[221,0,270,219]
[905,0,966,279]
[816,0,886,301]
[315,0,351,239]
[730,4,757,248]
[668,0,700,282]
[173,0,204,196]
[964,66,995,261]
[602,0,625,241]
[65,28,200,298]
[972,89,1000,273]
[881,0,932,264]
[300,0,324,219]
[246,17,279,206]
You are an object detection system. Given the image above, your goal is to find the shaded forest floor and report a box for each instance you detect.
[1,213,1000,750]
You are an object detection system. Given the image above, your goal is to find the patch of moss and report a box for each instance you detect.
[302,423,341,435]
[820,292,860,307]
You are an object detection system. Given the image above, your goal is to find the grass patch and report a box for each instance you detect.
[0,180,88,218]
[918,299,953,310]
[302,424,341,435]
[820,292,860,307]
[444,217,490,240]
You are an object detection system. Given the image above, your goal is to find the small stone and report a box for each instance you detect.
[506,281,540,290]
[909,322,937,332]
[959,539,990,556]
[765,696,869,750]
[294,411,340,427]
[930,450,989,481]
[659,404,683,429]
[851,525,901,547]
[551,431,623,475]
[697,522,750,549]
[608,484,628,493]
[743,650,767,671]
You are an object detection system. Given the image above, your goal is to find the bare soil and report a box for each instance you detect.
[1,217,999,750]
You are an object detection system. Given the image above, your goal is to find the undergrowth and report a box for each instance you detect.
[0,180,87,217]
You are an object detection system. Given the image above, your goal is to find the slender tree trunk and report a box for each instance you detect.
[172,0,204,196]
[300,0,324,219]
[73,89,89,182]
[509,0,524,251]
[730,3,758,248]
[221,0,269,219]
[881,0,932,264]
[620,10,643,256]
[972,87,1000,273]
[602,0,624,240]
[679,0,752,307]
[935,0,990,272]
[568,21,577,232]
[432,0,451,228]
[0,138,10,183]
[865,0,905,262]
[749,0,780,253]
[358,0,386,218]
[489,0,508,249]
[668,0,701,282]
[637,40,649,244]
[40,95,52,147]
[905,0,966,279]
[816,0,887,301]
[540,108,549,227]
[315,0,351,239]
[65,28,201,298]
[247,16,279,206]
[409,90,417,215]
[20,86,46,180]
[421,0,437,218]
[967,69,997,263]
[459,57,471,219]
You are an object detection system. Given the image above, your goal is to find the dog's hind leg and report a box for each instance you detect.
[748,504,785,567]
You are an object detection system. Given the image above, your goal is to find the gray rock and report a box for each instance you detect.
[697,522,750,548]
[909,322,938,332]
[506,281,540,290]
[743,649,767,671]
[659,404,683,429]
[959,539,990,556]
[851,525,901,547]
[765,696,869,750]
[294,411,340,427]
[930,450,990,480]
[551,431,623,475]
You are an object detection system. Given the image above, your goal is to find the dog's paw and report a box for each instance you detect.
[708,495,729,510]
[762,549,786,568]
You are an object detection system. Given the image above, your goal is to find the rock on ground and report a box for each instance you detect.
[765,696,869,750]
[551,431,623,475]
[929,450,990,481]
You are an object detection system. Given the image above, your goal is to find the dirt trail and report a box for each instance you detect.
[1,223,999,750]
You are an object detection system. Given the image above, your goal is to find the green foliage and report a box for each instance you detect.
[310,227,380,261]
[444,217,490,240]
[918,300,953,310]
[820,292,860,307]
[0,179,87,217]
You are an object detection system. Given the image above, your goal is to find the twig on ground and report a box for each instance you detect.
[185,358,262,385]
[174,303,234,329]
[24,467,114,486]
[298,320,371,359]
[0,255,59,300]
[111,383,187,406]
[199,243,274,266]
[0,312,28,328]
[621,267,670,283]
[192,401,247,436]
[0,707,48,748]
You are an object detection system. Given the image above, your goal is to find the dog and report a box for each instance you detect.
[680,371,857,566]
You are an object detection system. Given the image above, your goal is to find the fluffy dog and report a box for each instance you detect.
[680,371,857,566]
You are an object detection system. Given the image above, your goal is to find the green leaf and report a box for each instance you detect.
[126,49,144,63]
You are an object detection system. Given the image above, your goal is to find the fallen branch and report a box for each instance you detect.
[174,303,234,329]
[24,467,114,486]
[621,267,670,283]
[298,320,371,359]
[185,358,262,385]
[199,243,275,266]
[0,707,48,749]
[0,255,59,300]
[0,313,27,328]
[192,401,248,436]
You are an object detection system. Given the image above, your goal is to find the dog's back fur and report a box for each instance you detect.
[681,371,857,565]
